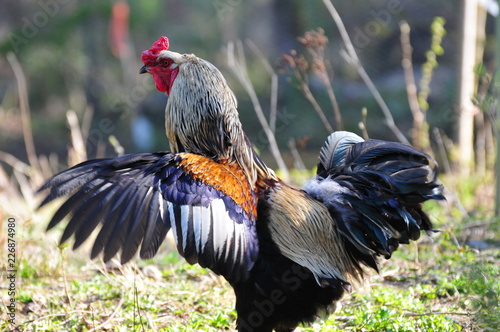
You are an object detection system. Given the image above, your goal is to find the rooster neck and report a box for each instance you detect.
[164,56,260,185]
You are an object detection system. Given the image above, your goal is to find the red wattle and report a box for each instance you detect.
[151,67,178,95]
[153,74,168,93]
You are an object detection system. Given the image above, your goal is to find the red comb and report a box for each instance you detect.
[141,36,169,64]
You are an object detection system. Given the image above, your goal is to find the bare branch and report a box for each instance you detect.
[301,29,343,129]
[67,110,88,165]
[288,138,306,170]
[400,22,422,128]
[280,46,335,133]
[322,0,409,144]
[81,105,95,146]
[400,21,427,151]
[323,75,343,130]
[358,107,369,140]
[432,128,452,174]
[299,77,334,133]
[227,41,289,179]
[245,40,279,133]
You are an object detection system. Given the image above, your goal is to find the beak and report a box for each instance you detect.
[139,65,149,74]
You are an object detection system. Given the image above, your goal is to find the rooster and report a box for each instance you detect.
[39,36,444,332]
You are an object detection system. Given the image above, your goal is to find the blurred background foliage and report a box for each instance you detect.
[0,0,477,167]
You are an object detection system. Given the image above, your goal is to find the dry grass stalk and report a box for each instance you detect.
[400,21,429,152]
[6,52,44,186]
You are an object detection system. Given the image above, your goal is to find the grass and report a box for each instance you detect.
[2,199,499,331]
[3,232,236,332]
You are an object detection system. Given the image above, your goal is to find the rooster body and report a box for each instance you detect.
[39,37,444,332]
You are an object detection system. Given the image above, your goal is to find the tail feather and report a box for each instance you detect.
[305,132,444,271]
[319,131,364,172]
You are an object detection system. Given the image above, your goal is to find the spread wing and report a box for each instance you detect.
[38,152,258,282]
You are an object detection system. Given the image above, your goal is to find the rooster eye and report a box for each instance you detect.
[161,59,171,67]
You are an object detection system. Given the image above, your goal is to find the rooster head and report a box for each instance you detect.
[140,36,182,95]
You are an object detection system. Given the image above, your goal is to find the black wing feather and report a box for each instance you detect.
[90,182,137,259]
[39,152,258,283]
[121,186,154,263]
[72,184,115,249]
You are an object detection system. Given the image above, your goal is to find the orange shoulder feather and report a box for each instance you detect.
[178,153,257,218]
